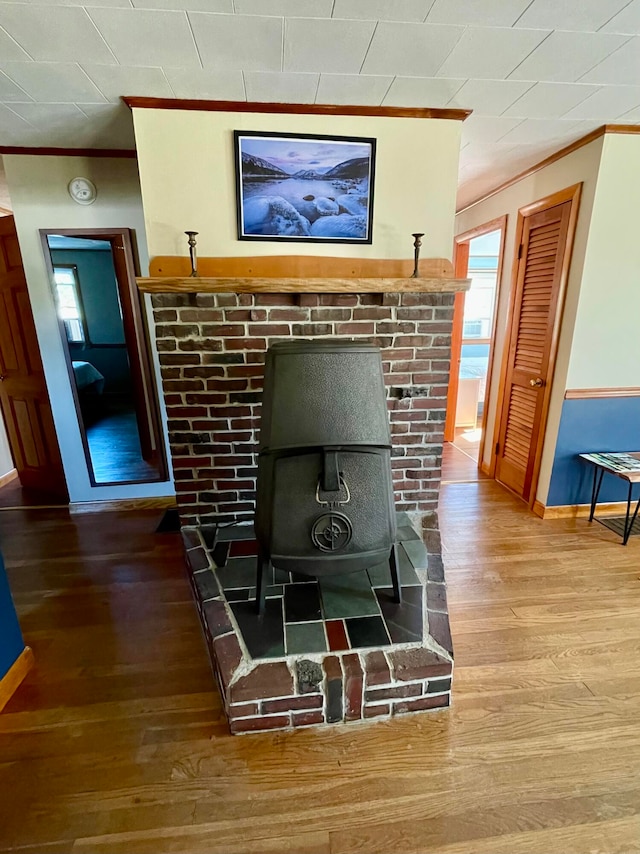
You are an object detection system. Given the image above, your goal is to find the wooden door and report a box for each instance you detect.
[495,192,578,503]
[444,243,468,443]
[0,216,68,499]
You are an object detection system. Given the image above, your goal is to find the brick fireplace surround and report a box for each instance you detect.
[149,285,464,733]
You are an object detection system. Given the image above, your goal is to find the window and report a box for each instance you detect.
[53,266,86,344]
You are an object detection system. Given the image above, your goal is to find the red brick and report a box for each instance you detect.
[320,293,358,306]
[202,599,233,638]
[230,714,290,733]
[248,324,291,336]
[365,683,422,701]
[213,633,243,692]
[268,309,308,320]
[293,710,325,727]
[310,308,351,321]
[394,694,450,714]
[262,695,323,714]
[363,703,390,718]
[180,309,224,322]
[297,293,320,307]
[343,653,363,721]
[255,294,297,306]
[227,701,259,718]
[335,322,375,335]
[224,338,267,351]
[230,662,294,704]
[389,649,452,682]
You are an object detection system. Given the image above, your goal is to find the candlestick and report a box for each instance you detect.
[185,231,199,277]
[411,232,425,278]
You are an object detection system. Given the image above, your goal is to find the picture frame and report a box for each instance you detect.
[234,130,376,244]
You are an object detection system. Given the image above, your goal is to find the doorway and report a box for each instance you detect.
[41,229,168,487]
[445,216,506,478]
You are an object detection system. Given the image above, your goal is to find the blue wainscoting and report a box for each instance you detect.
[547,395,640,507]
[0,552,24,681]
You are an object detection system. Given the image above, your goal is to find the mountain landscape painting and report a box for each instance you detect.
[234,131,376,243]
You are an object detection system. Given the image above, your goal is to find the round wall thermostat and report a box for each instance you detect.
[68,177,97,205]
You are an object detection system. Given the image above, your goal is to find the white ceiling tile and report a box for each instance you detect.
[0,69,32,102]
[600,0,640,34]
[236,0,332,15]
[515,0,630,33]
[509,31,630,82]
[189,13,282,72]
[0,5,116,64]
[244,71,318,103]
[579,37,640,84]
[18,0,132,5]
[333,0,434,22]
[502,82,599,118]
[285,18,375,74]
[437,27,549,80]
[0,27,31,61]
[88,8,199,68]
[8,102,88,145]
[361,22,463,77]
[82,65,173,102]
[497,117,585,146]
[383,76,465,108]
[162,67,245,99]
[562,85,640,120]
[75,103,136,148]
[1,62,106,103]
[316,73,392,105]
[0,103,34,145]
[132,0,232,9]
[448,78,534,115]
[427,0,531,26]
[460,115,524,145]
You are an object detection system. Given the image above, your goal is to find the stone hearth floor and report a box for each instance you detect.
[192,512,427,660]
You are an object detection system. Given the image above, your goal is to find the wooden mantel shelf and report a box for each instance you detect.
[136,275,471,294]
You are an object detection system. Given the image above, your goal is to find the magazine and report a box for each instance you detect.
[581,452,640,473]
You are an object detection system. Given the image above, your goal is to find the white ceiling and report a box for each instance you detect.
[1,0,640,208]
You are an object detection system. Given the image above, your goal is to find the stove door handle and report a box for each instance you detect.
[322,449,341,493]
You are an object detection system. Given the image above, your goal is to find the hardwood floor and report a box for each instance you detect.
[1,480,640,853]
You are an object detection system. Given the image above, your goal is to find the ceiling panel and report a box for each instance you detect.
[600,0,640,34]
[427,0,532,26]
[0,5,117,64]
[189,13,282,72]
[502,81,600,118]
[333,0,434,22]
[284,18,376,74]
[82,65,174,102]
[562,85,640,120]
[132,0,232,9]
[88,7,200,68]
[1,62,106,104]
[514,0,631,33]
[0,70,32,102]
[8,102,87,145]
[497,117,586,145]
[316,73,392,106]
[509,30,630,82]
[236,0,333,15]
[0,103,34,144]
[0,28,30,62]
[448,78,534,115]
[383,77,465,108]
[436,26,549,80]
[579,37,640,85]
[162,67,245,99]
[361,22,464,77]
[244,71,319,104]
[460,115,524,145]
[75,103,136,148]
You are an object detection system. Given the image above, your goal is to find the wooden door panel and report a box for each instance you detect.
[496,197,574,501]
[0,216,67,500]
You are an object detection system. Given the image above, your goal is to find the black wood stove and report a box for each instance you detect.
[254,339,401,613]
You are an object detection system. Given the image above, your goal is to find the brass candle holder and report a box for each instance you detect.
[185,231,199,277]
[411,233,425,278]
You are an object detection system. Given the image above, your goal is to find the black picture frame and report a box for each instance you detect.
[234,130,376,244]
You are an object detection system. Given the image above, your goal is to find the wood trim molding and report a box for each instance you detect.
[565,387,640,399]
[69,496,176,514]
[534,501,630,519]
[0,646,34,713]
[123,97,471,121]
[138,276,471,294]
[0,147,135,158]
[454,215,508,246]
[457,124,640,214]
[0,468,17,489]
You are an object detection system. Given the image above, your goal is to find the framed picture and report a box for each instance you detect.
[234,131,376,244]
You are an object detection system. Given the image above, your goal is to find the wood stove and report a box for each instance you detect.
[255,339,401,613]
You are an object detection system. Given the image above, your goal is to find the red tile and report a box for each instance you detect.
[229,540,259,557]
[326,620,349,651]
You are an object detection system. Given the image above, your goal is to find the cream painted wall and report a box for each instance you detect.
[455,137,604,505]
[2,155,173,503]
[132,108,462,263]
[567,134,640,389]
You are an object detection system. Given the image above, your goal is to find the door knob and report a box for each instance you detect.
[0,375,4,381]
[530,377,543,388]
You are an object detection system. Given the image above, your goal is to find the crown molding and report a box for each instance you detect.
[0,146,136,158]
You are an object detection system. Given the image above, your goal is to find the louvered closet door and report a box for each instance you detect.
[496,201,572,501]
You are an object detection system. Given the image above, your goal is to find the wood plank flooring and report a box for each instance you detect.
[1,464,640,853]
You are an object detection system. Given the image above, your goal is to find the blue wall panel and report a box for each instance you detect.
[0,553,24,680]
[547,396,640,506]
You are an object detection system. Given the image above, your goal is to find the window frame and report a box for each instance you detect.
[52,263,90,346]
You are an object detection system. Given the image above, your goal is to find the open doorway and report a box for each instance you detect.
[41,229,168,487]
[445,216,506,477]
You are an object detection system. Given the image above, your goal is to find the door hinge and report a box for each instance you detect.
[517,243,523,260]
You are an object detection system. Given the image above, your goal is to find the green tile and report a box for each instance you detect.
[367,550,420,588]
[401,539,429,570]
[286,621,328,655]
[215,556,256,590]
[319,571,380,619]
[396,525,421,542]
[396,511,411,526]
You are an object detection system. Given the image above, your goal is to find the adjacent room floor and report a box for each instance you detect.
[1,469,639,852]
